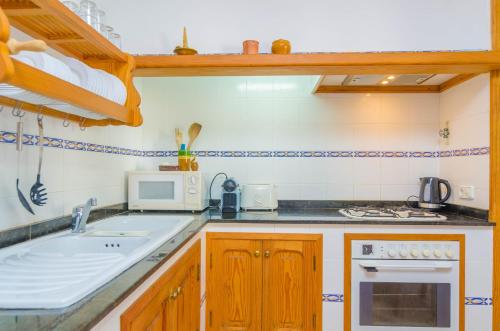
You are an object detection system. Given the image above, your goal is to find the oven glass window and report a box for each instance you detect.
[360,282,450,327]
[139,181,175,200]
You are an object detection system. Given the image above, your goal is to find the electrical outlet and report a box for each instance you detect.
[459,186,474,200]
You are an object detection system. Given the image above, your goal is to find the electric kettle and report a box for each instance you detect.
[418,177,451,209]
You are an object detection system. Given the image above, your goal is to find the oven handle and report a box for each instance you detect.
[359,261,453,272]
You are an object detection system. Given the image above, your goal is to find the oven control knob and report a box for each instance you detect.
[445,250,454,259]
[399,249,408,258]
[434,249,443,258]
[388,249,397,258]
[411,249,420,258]
[422,249,431,257]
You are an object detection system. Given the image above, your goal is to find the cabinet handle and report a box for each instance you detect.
[170,290,178,300]
[177,286,182,295]
[254,250,260,257]
[264,250,270,258]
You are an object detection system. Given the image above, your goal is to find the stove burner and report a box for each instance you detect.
[340,207,446,221]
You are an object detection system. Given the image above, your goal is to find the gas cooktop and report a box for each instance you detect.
[339,207,447,221]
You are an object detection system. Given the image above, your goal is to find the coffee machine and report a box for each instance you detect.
[220,178,240,213]
[418,177,451,210]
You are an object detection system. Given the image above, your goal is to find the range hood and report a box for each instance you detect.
[342,74,435,86]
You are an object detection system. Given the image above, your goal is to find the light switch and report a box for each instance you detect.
[459,186,474,200]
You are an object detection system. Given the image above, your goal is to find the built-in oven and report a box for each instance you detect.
[351,240,460,331]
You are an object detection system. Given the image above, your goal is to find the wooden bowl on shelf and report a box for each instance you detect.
[173,46,198,55]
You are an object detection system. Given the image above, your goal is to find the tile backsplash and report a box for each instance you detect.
[0,106,142,232]
[137,75,489,206]
[0,75,490,232]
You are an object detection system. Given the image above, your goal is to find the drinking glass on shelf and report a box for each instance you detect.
[61,1,79,13]
[79,0,96,16]
[79,0,97,27]
[99,25,113,38]
[109,33,122,49]
[96,10,106,28]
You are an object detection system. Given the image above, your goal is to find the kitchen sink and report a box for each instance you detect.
[0,215,194,309]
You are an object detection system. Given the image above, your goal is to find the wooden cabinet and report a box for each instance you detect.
[121,240,201,331]
[207,233,322,331]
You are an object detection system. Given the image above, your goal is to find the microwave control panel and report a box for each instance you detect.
[352,240,460,261]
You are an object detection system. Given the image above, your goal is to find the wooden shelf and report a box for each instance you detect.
[0,4,142,127]
[1,59,140,126]
[0,0,126,62]
[134,51,500,77]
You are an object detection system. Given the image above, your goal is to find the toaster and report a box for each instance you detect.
[241,184,278,211]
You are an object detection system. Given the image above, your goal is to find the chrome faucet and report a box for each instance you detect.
[71,198,97,233]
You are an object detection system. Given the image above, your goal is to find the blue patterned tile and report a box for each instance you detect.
[465,297,492,306]
[322,293,344,303]
[63,140,86,151]
[320,294,491,306]
[0,131,16,144]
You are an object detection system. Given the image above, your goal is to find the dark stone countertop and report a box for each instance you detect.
[207,208,493,226]
[0,206,492,331]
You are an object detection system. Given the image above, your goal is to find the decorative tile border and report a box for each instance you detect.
[465,297,493,306]
[323,293,344,302]
[322,294,492,306]
[0,130,490,158]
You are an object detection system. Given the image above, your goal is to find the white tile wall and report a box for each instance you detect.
[137,76,442,201]
[0,74,491,232]
[439,74,490,210]
[0,106,142,232]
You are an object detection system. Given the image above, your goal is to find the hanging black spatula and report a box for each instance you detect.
[30,117,47,206]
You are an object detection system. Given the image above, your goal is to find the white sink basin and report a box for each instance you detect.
[0,215,194,309]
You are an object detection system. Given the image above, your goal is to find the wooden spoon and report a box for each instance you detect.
[187,123,202,150]
[175,128,183,150]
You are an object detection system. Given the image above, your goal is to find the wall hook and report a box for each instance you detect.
[11,102,25,118]
[62,115,71,128]
[37,105,44,121]
[79,118,86,131]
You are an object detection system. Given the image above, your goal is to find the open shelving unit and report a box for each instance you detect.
[133,51,500,94]
[0,0,142,127]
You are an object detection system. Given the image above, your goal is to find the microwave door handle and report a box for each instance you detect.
[359,262,453,272]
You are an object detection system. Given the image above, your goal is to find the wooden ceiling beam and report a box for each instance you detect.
[439,73,479,92]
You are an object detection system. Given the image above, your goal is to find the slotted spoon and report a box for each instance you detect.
[30,117,47,206]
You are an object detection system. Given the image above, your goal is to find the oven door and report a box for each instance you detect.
[128,172,185,210]
[351,259,460,331]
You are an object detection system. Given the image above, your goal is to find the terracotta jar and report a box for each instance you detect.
[243,40,259,54]
[271,39,291,54]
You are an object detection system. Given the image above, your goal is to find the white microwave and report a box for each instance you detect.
[128,171,208,211]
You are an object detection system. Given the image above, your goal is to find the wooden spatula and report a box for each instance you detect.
[187,123,202,150]
[175,128,183,150]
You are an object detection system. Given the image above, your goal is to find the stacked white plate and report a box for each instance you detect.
[60,57,127,105]
[0,51,127,120]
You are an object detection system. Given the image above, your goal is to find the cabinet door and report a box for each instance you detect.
[127,293,166,331]
[207,238,263,331]
[121,240,201,331]
[262,240,322,331]
[174,258,200,331]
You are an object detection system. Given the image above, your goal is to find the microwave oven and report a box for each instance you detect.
[128,171,208,211]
